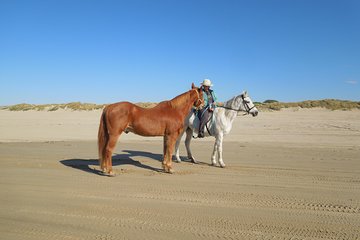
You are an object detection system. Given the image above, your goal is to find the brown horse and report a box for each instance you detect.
[98,83,203,175]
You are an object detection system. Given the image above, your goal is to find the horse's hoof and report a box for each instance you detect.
[189,157,197,164]
[162,164,172,173]
[219,161,226,168]
[162,163,167,171]
[99,170,115,177]
[162,165,174,174]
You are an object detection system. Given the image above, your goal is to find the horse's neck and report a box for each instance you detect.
[220,108,237,124]
[170,91,195,113]
[222,98,239,123]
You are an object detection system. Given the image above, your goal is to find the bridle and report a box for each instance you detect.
[241,95,256,114]
[220,95,256,115]
[192,88,204,109]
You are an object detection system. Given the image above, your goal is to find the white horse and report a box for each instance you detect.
[174,91,259,167]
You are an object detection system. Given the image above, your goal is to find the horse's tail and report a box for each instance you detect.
[98,107,109,170]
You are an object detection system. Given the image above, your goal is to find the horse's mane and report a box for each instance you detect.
[169,90,192,109]
[223,96,238,118]
[224,96,236,108]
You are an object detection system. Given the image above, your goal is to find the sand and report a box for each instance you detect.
[0,108,359,239]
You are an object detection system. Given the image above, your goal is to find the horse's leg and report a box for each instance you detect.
[104,133,120,175]
[211,133,223,166]
[162,136,168,172]
[211,138,218,166]
[174,129,185,163]
[217,133,225,168]
[162,136,167,170]
[163,134,178,173]
[185,128,197,163]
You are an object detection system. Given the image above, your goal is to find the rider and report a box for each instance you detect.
[198,79,221,138]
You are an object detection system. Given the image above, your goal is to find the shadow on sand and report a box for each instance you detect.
[60,150,165,176]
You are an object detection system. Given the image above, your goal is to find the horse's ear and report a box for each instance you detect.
[191,83,196,89]
[242,91,248,97]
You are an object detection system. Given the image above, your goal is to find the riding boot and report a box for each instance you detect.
[198,120,205,138]
[198,108,210,138]
[198,130,204,138]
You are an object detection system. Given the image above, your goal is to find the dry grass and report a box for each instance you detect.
[4,102,106,111]
[3,99,359,111]
[3,102,157,111]
[256,99,360,111]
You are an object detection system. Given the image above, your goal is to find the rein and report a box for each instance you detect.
[219,96,255,115]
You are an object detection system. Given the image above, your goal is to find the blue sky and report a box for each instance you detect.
[0,0,359,105]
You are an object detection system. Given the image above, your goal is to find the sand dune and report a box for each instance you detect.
[0,108,359,239]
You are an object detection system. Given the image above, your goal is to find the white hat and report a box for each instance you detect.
[201,79,213,87]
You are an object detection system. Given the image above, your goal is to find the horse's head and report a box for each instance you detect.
[191,83,204,109]
[236,91,259,117]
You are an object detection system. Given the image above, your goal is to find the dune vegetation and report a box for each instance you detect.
[255,99,360,111]
[1,99,359,111]
[2,102,106,111]
[1,102,155,111]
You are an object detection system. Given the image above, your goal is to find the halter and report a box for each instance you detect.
[220,95,256,115]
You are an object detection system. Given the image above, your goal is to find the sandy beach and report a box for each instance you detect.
[0,108,359,239]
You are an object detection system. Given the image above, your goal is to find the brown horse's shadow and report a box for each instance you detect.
[60,150,164,176]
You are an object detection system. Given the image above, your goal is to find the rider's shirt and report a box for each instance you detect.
[203,89,217,108]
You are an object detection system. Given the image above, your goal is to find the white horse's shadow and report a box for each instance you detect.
[174,91,258,167]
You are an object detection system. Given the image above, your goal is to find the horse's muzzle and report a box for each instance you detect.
[251,110,259,117]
